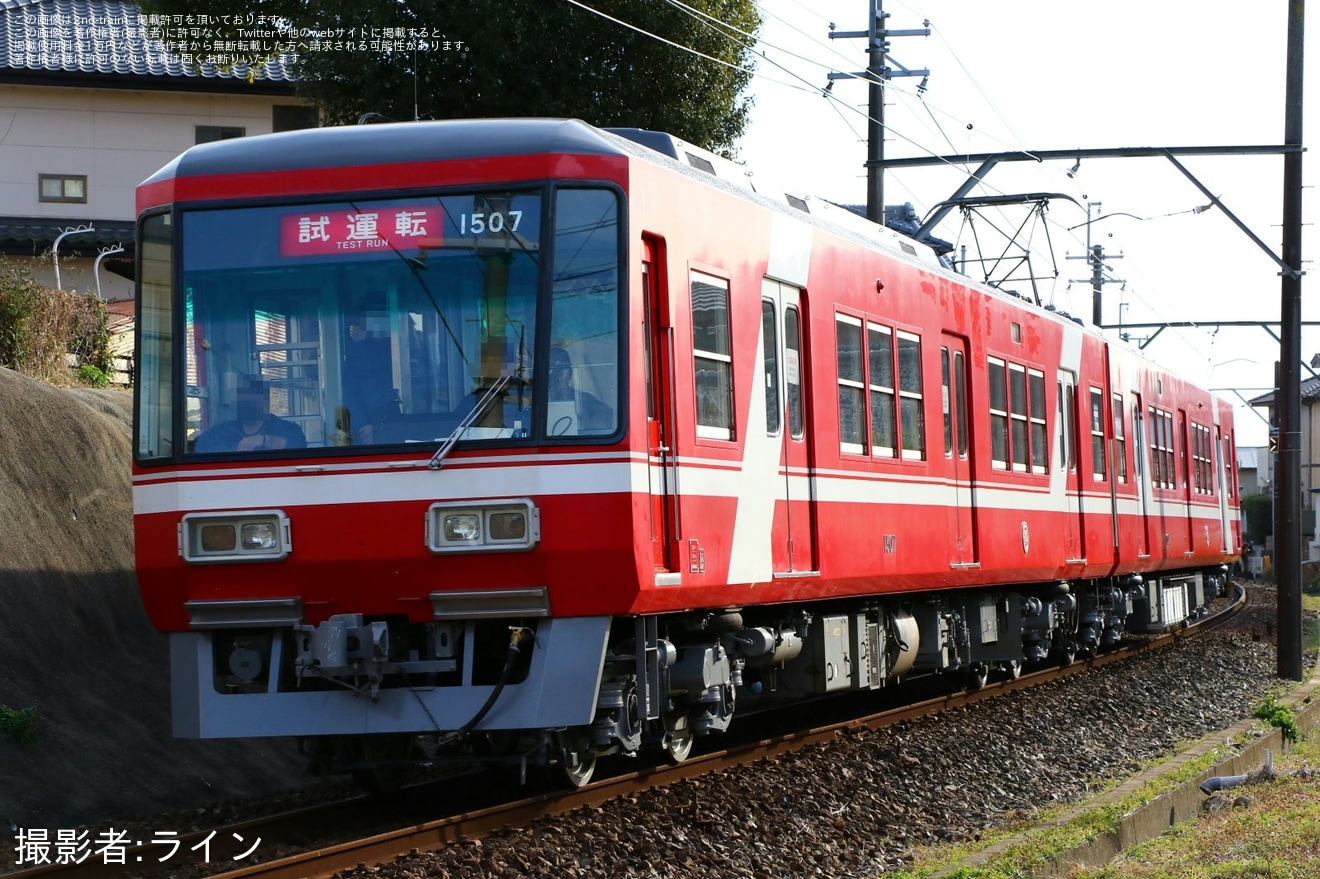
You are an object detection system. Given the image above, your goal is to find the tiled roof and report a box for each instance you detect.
[1249,376,1320,406]
[0,0,295,83]
[0,217,134,253]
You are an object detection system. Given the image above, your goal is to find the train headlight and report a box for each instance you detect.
[443,514,482,542]
[241,522,279,550]
[427,499,539,553]
[180,511,291,563]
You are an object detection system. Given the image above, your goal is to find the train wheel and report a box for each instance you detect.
[555,729,596,788]
[1002,659,1023,681]
[663,712,694,764]
[965,663,989,692]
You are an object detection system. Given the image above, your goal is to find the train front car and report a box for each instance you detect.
[133,120,641,785]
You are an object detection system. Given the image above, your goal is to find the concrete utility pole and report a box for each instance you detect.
[829,0,928,223]
[1066,202,1126,326]
[1276,0,1305,682]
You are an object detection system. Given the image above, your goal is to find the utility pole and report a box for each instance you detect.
[829,0,928,223]
[1066,201,1124,326]
[1276,0,1305,682]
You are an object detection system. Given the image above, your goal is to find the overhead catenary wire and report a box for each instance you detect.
[562,0,1216,357]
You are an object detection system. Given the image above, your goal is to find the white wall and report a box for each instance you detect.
[1,83,312,300]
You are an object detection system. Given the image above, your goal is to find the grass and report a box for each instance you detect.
[888,745,1237,879]
[1072,730,1320,878]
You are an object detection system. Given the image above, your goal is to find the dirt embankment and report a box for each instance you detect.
[0,367,311,830]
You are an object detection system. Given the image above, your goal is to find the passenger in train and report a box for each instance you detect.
[548,345,612,434]
[194,375,307,452]
[341,314,398,443]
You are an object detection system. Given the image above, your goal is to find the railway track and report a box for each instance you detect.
[7,586,1249,879]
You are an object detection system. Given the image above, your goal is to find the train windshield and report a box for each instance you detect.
[137,187,621,459]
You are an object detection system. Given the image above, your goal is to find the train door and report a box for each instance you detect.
[763,279,817,573]
[1131,395,1151,558]
[942,335,977,566]
[642,238,676,574]
[1058,370,1084,562]
[1216,430,1235,554]
[1178,410,1194,553]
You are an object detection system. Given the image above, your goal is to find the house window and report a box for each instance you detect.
[38,174,86,204]
[273,105,318,132]
[691,272,733,440]
[195,125,245,144]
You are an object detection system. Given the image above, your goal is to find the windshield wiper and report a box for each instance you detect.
[428,374,513,470]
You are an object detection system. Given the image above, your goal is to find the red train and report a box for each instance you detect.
[132,118,1240,786]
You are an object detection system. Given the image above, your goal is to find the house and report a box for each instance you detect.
[1250,373,1320,559]
[0,0,314,305]
[1236,445,1270,498]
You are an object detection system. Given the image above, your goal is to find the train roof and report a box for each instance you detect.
[139,117,1088,327]
[140,118,628,186]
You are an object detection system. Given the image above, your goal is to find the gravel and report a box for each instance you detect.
[332,585,1302,879]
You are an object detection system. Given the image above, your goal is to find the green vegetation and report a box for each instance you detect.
[893,746,1233,879]
[0,257,111,385]
[1074,731,1320,878]
[1253,696,1299,743]
[0,704,39,746]
[1240,493,1271,544]
[134,0,762,155]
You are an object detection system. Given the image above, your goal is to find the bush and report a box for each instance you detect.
[0,704,38,746]
[1254,695,1299,742]
[0,257,112,384]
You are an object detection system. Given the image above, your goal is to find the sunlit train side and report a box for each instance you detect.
[132,118,1240,785]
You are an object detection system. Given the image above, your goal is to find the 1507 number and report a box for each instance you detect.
[458,211,523,236]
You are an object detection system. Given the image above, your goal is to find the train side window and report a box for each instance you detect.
[897,331,925,459]
[1112,393,1128,483]
[989,359,1008,469]
[137,212,174,460]
[941,348,953,457]
[835,314,865,453]
[1149,406,1174,489]
[1029,369,1047,473]
[1193,423,1213,495]
[1223,437,1235,498]
[761,299,781,435]
[1090,387,1107,482]
[785,306,804,440]
[1066,383,1078,473]
[868,323,896,456]
[1057,371,1077,474]
[954,350,968,458]
[691,271,733,440]
[1009,364,1028,472]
